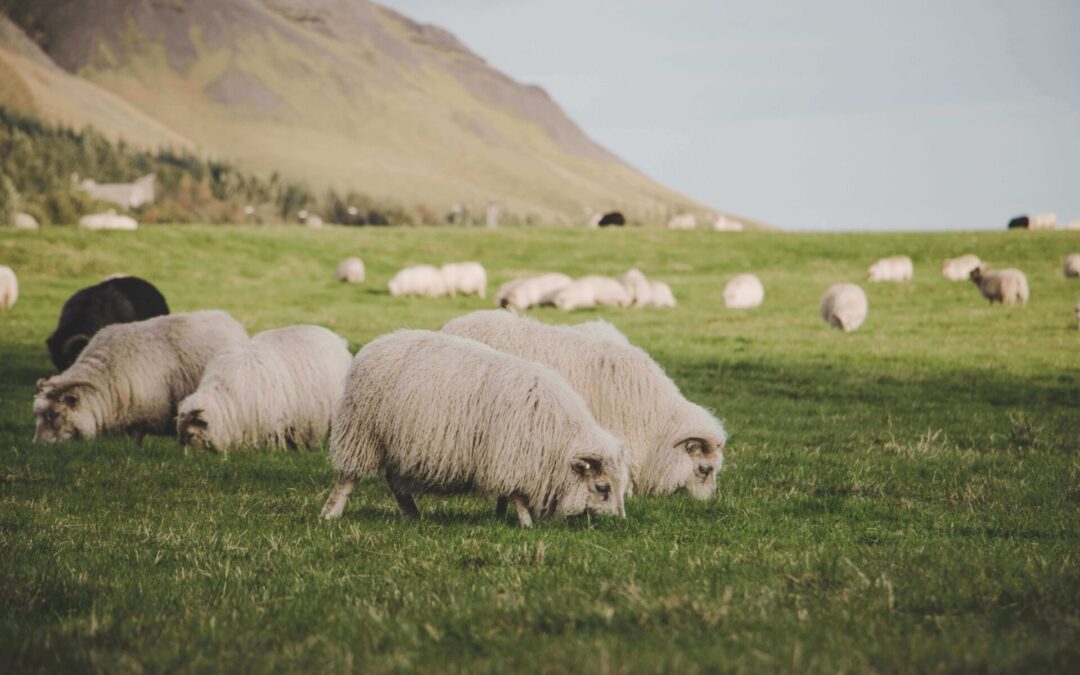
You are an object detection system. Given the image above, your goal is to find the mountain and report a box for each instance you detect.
[0,0,744,225]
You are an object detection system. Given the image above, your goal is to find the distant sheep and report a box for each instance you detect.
[713,215,744,232]
[14,212,39,230]
[970,265,1028,305]
[441,262,487,298]
[336,257,366,284]
[305,215,325,228]
[867,256,913,283]
[443,311,726,499]
[1030,213,1057,230]
[646,281,676,308]
[78,210,138,231]
[820,283,868,332]
[0,265,17,310]
[177,326,352,453]
[34,311,248,445]
[941,254,981,281]
[547,276,632,311]
[723,274,764,309]
[570,319,630,345]
[618,268,652,307]
[388,265,447,298]
[495,273,572,310]
[321,330,628,526]
[598,211,625,227]
[1063,254,1080,278]
[46,276,170,371]
[667,213,697,230]
[1065,221,1080,231]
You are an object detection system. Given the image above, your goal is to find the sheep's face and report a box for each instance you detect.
[557,454,627,519]
[177,409,213,451]
[675,435,725,499]
[33,379,98,443]
[969,264,988,283]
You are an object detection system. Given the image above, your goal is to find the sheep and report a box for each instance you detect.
[598,211,625,227]
[336,257,366,284]
[723,274,764,309]
[867,256,913,283]
[713,215,744,232]
[546,276,632,311]
[388,265,448,298]
[441,262,487,298]
[305,215,325,228]
[667,213,697,230]
[1065,221,1080,231]
[321,330,628,527]
[820,284,868,332]
[1063,254,1080,279]
[570,319,630,345]
[495,273,572,310]
[0,265,17,311]
[969,265,1028,305]
[46,276,170,371]
[78,210,138,230]
[645,281,677,308]
[34,311,248,445]
[177,326,352,453]
[941,254,982,281]
[1030,213,1057,230]
[443,310,726,499]
[14,212,39,230]
[618,268,652,307]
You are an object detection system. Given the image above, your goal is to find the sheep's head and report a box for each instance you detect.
[970,264,988,283]
[45,333,89,371]
[675,435,725,499]
[177,408,212,451]
[645,405,726,499]
[33,378,99,443]
[556,451,628,519]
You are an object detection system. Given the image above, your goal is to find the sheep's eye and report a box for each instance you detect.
[682,439,711,456]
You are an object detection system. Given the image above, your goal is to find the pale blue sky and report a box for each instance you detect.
[379,0,1080,231]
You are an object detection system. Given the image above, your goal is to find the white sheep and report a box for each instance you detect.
[667,213,697,230]
[1063,254,1080,279]
[1065,221,1080,231]
[305,215,325,228]
[388,265,448,298]
[618,268,652,307]
[713,215,744,232]
[1030,213,1057,230]
[867,256,913,283]
[177,326,352,453]
[14,212,39,230]
[570,319,630,345]
[645,281,676,308]
[33,311,248,444]
[441,262,487,298]
[336,257,366,284]
[0,265,17,311]
[495,273,573,310]
[546,276,632,311]
[941,254,981,281]
[969,265,1028,305]
[443,311,726,499]
[820,283,868,332]
[723,274,764,309]
[78,210,138,231]
[321,330,628,527]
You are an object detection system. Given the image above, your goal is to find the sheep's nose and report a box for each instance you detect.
[596,482,611,498]
[697,465,714,478]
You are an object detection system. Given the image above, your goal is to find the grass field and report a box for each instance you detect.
[1,226,1078,673]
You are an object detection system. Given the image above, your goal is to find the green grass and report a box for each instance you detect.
[1,226,1079,673]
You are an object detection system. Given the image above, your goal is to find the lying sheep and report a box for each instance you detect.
[443,311,726,499]
[321,330,628,526]
[496,273,572,310]
[1063,254,1080,278]
[78,210,138,231]
[336,257,365,284]
[546,276,632,311]
[969,265,1028,305]
[177,325,352,453]
[723,274,764,309]
[0,265,17,311]
[667,213,697,230]
[388,265,447,298]
[14,212,39,230]
[46,276,170,371]
[820,283,868,332]
[941,254,981,281]
[867,256,913,283]
[618,268,652,307]
[34,311,248,445]
[646,281,676,308]
[441,262,487,298]
[570,319,630,345]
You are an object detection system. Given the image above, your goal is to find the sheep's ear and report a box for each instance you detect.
[184,409,208,428]
[61,391,79,407]
[571,456,603,477]
[61,334,89,357]
[36,378,48,393]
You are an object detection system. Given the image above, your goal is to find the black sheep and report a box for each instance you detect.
[46,276,170,371]
[1007,215,1029,229]
[598,211,626,227]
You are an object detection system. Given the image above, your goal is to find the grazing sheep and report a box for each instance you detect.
[1030,213,1057,230]
[78,210,138,231]
[14,212,39,230]
[941,254,982,281]
[598,211,625,227]
[570,319,630,345]
[496,273,573,310]
[547,276,632,311]
[646,281,677,308]
[618,268,652,307]
[1065,221,1080,231]
[443,311,726,499]
[1063,254,1080,278]
[177,326,352,453]
[969,265,1029,305]
[46,276,170,371]
[388,265,448,298]
[820,284,868,332]
[0,265,17,311]
[713,215,744,232]
[336,257,366,284]
[441,262,487,298]
[321,330,628,526]
[723,274,764,309]
[305,215,325,228]
[667,213,697,230]
[867,256,913,283]
[34,311,248,445]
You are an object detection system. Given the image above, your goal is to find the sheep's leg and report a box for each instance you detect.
[512,495,533,528]
[321,473,356,520]
[495,496,509,518]
[391,488,421,521]
[130,429,145,447]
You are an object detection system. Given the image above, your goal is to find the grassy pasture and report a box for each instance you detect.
[0,226,1078,673]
